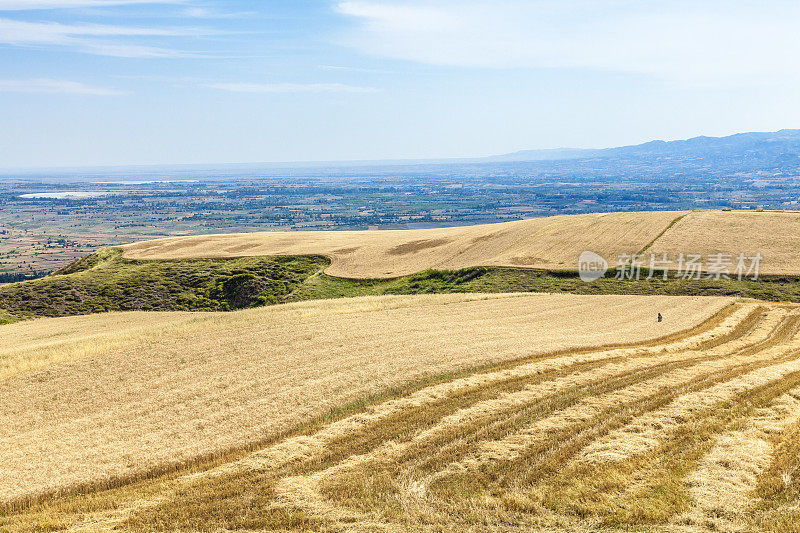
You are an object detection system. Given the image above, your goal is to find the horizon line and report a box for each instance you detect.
[1,127,797,174]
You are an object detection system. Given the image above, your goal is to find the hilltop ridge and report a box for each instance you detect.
[123,209,800,278]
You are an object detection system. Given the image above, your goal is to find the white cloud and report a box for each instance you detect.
[182,7,217,18]
[0,17,208,57]
[0,17,195,41]
[80,42,196,57]
[319,64,394,74]
[0,0,179,9]
[335,0,800,85]
[0,78,126,94]
[181,7,253,19]
[205,82,379,94]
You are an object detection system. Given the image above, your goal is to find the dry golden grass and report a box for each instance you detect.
[0,293,728,512]
[0,311,208,380]
[121,209,800,278]
[648,210,800,276]
[122,210,684,278]
[13,294,800,531]
[94,297,800,533]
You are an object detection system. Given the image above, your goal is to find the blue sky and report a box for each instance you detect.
[1,0,799,168]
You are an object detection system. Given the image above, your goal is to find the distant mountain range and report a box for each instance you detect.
[489,129,800,163]
[4,129,800,180]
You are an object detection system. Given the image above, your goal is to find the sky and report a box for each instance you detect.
[1,0,800,168]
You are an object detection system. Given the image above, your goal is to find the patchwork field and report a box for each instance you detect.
[0,293,742,532]
[122,210,800,278]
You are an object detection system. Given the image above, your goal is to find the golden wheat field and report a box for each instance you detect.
[122,210,684,278]
[121,209,800,278]
[648,210,800,275]
[0,292,744,532]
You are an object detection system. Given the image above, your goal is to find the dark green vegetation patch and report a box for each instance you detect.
[0,248,327,320]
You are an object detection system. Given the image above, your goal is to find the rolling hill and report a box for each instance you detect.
[123,209,800,278]
[3,209,800,323]
[5,210,800,531]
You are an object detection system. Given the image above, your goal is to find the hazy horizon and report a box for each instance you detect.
[3,127,798,173]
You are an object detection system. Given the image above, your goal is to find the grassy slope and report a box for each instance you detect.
[294,267,800,303]
[2,248,800,321]
[0,248,327,320]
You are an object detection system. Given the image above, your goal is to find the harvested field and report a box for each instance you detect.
[648,210,800,276]
[105,298,800,533]
[0,293,730,523]
[7,294,800,531]
[122,211,684,278]
[120,210,800,279]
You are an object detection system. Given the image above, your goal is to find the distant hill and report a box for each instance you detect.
[491,129,800,163]
[4,129,800,181]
